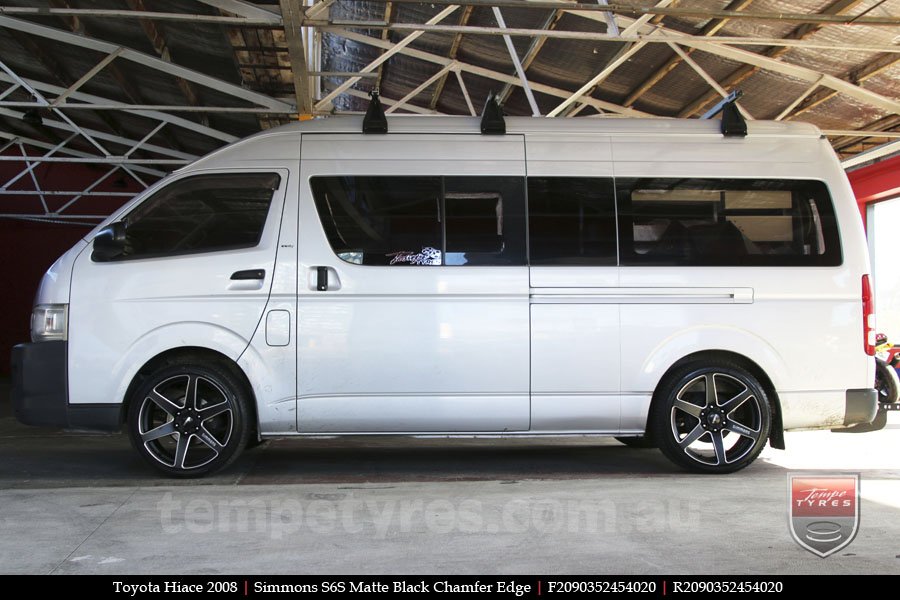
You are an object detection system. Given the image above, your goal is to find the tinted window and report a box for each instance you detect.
[528,177,617,265]
[312,176,526,266]
[444,177,526,265]
[617,178,841,266]
[120,173,279,259]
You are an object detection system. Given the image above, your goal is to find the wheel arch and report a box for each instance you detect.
[646,350,784,450]
[120,346,259,438]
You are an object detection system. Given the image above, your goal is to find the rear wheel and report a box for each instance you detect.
[653,362,771,474]
[875,358,899,404]
[127,362,250,477]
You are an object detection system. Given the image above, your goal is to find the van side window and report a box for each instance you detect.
[311,176,526,266]
[528,177,617,265]
[118,173,280,260]
[617,178,842,266]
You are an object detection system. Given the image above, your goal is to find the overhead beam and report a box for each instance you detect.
[492,7,540,115]
[330,28,649,117]
[125,0,210,127]
[497,9,563,105]
[570,9,900,117]
[0,6,279,26]
[0,15,294,111]
[2,1,897,26]
[0,73,239,143]
[50,47,124,106]
[6,17,127,143]
[45,0,186,153]
[0,131,166,177]
[547,41,647,116]
[559,0,673,117]
[374,2,396,93]
[317,21,900,54]
[429,5,474,110]
[841,139,900,169]
[194,0,282,21]
[279,0,313,115]
[675,0,864,118]
[366,0,900,26]
[305,0,336,21]
[667,42,754,119]
[787,53,900,119]
[385,64,454,114]
[314,5,460,111]
[623,0,754,108]
[0,106,196,160]
[831,114,900,152]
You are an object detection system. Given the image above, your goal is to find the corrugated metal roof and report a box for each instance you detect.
[0,0,897,189]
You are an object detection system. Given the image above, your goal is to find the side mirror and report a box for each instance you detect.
[91,221,127,262]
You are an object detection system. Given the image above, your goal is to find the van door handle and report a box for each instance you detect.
[316,266,328,291]
[230,269,265,281]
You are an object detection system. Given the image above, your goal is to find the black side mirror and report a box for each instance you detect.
[92,221,127,262]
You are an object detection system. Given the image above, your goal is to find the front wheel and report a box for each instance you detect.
[652,363,771,474]
[127,362,251,477]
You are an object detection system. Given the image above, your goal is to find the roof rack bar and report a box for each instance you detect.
[480,91,505,135]
[701,89,747,137]
[362,90,387,134]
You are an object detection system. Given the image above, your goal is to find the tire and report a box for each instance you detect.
[615,436,656,449]
[127,362,251,477]
[652,362,771,474]
[875,358,900,404]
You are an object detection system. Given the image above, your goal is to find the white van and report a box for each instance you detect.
[11,110,878,476]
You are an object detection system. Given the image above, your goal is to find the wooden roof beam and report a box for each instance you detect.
[623,0,754,108]
[676,0,864,118]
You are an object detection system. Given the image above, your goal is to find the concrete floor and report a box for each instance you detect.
[1,379,898,575]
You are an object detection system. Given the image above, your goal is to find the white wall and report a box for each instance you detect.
[872,197,900,341]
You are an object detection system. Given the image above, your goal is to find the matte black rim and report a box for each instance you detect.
[137,374,234,470]
[669,372,763,467]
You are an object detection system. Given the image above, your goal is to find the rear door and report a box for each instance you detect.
[296,133,530,432]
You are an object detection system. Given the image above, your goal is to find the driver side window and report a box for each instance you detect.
[118,172,280,260]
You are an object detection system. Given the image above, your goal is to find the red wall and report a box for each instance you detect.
[0,220,92,374]
[848,154,900,226]
[0,144,145,375]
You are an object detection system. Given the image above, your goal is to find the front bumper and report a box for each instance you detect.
[11,341,120,431]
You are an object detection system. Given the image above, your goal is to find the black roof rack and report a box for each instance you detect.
[701,90,747,138]
[480,92,506,135]
[362,90,388,134]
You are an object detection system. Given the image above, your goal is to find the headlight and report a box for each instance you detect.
[31,304,68,342]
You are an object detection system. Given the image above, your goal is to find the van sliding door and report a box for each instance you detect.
[296,134,530,433]
[526,136,624,433]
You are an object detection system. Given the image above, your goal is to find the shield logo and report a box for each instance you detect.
[788,473,859,557]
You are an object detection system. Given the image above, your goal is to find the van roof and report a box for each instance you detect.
[248,115,823,139]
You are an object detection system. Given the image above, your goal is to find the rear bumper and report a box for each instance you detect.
[10,341,120,431]
[831,388,883,434]
[844,388,878,426]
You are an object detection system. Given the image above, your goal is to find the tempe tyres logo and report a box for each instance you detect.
[788,474,859,557]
